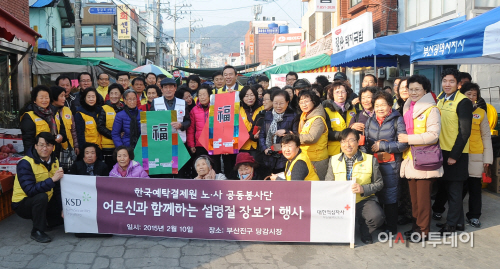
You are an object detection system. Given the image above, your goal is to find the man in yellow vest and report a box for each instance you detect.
[217,65,244,94]
[325,128,384,244]
[12,132,64,243]
[212,71,225,92]
[432,68,473,235]
[96,73,110,100]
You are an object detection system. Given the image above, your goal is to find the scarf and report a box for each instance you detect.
[365,109,374,117]
[266,110,284,148]
[376,115,386,126]
[195,169,217,180]
[124,106,139,148]
[86,163,95,176]
[110,101,124,112]
[404,101,416,135]
[33,105,57,136]
[334,101,346,112]
[118,165,128,177]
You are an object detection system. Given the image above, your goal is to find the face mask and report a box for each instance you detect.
[240,174,249,180]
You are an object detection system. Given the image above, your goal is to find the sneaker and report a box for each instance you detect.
[467,218,481,228]
[432,212,442,220]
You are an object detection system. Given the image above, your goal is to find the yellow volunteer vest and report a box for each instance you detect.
[78,112,102,148]
[486,103,498,135]
[285,151,319,181]
[96,86,108,100]
[216,83,244,94]
[324,106,356,156]
[469,107,486,154]
[299,114,328,162]
[240,106,264,151]
[403,106,438,160]
[330,152,374,203]
[100,105,117,149]
[12,156,59,203]
[139,92,148,105]
[59,106,74,149]
[437,92,470,153]
[22,111,61,137]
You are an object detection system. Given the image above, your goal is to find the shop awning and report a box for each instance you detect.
[330,16,466,67]
[174,62,261,78]
[85,57,138,72]
[245,53,332,78]
[0,7,41,46]
[33,55,141,75]
[411,6,500,65]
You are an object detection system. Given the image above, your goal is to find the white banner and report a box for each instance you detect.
[270,72,336,88]
[332,12,373,53]
[61,175,99,233]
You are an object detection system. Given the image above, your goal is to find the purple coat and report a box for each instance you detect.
[109,160,149,178]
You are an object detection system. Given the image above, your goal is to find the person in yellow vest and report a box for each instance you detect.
[212,71,225,93]
[131,77,148,106]
[297,90,329,179]
[97,83,124,168]
[12,132,64,243]
[459,82,493,228]
[50,86,79,172]
[75,87,103,152]
[325,128,384,244]
[269,133,319,181]
[217,65,244,94]
[96,73,110,100]
[349,87,378,153]
[398,75,443,243]
[239,86,264,157]
[323,81,357,157]
[431,68,473,235]
[20,85,66,154]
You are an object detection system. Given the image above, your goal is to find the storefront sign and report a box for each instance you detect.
[332,12,373,53]
[117,5,131,40]
[258,27,279,34]
[272,33,302,48]
[249,34,255,55]
[62,175,356,244]
[315,0,336,12]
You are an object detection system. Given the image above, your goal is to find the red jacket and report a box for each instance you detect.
[138,102,152,112]
[187,103,209,148]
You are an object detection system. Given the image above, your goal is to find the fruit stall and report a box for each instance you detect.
[0,129,23,222]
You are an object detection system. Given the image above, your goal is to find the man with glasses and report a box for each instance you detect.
[212,71,225,92]
[286,71,298,86]
[70,72,103,114]
[116,72,131,91]
[55,75,74,108]
[217,65,244,94]
[96,73,110,100]
[325,128,385,244]
[12,132,65,243]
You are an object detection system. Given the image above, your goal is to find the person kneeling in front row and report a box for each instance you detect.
[325,128,385,244]
[12,132,65,243]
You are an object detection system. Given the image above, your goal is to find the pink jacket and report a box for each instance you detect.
[109,160,149,178]
[187,103,209,148]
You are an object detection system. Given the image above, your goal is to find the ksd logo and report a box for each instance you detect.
[66,198,82,206]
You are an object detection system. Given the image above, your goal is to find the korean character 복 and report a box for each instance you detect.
[245,191,253,200]
[279,206,291,220]
[134,188,143,197]
[103,200,114,214]
[189,189,197,199]
[203,204,213,218]
[162,188,169,198]
[143,188,152,197]
[291,206,304,219]
[264,206,275,219]
[252,207,263,218]
[212,190,223,199]
[179,189,189,199]
[186,204,198,217]
[171,189,179,199]
[152,188,162,198]
[114,201,125,214]
[213,205,224,218]
[225,205,235,219]
[201,190,211,199]
[136,201,148,215]
[174,203,186,216]
[239,205,251,219]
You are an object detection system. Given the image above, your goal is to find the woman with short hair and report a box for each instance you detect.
[109,146,149,178]
[194,155,226,180]
[69,143,109,176]
[75,87,103,151]
[111,89,141,149]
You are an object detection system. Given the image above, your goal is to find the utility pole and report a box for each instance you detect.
[155,0,161,65]
[74,0,81,58]
[169,1,190,69]
[188,12,202,68]
[199,36,209,68]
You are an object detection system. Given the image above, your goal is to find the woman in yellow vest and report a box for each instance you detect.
[269,133,319,181]
[239,86,264,157]
[297,90,329,179]
[398,75,443,242]
[349,87,378,153]
[323,81,357,157]
[75,87,103,152]
[20,85,66,153]
[459,82,493,228]
[50,86,79,171]
[97,83,124,168]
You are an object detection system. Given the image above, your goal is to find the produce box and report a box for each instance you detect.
[0,157,22,175]
[3,129,23,153]
[0,173,14,193]
[0,128,5,146]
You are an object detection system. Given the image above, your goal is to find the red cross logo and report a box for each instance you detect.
[345,204,351,210]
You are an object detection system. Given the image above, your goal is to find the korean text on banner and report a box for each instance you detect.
[315,0,336,12]
[332,12,373,53]
[117,5,131,40]
[61,175,356,244]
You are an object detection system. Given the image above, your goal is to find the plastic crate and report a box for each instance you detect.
[0,189,14,221]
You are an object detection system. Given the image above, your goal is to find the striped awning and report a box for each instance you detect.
[301,65,337,73]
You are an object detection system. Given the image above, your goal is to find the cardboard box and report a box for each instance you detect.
[0,128,5,146]
[488,173,500,193]
[3,129,23,153]
[0,157,22,175]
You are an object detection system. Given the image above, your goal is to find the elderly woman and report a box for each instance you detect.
[259,90,296,173]
[21,85,66,153]
[112,89,141,149]
[233,152,269,180]
[254,90,273,135]
[459,82,493,229]
[365,91,409,235]
[194,155,227,180]
[109,146,149,178]
[69,143,109,176]
[270,133,319,181]
[349,87,378,152]
[297,90,329,179]
[323,81,357,157]
[97,83,124,167]
[239,86,264,157]
[75,87,102,151]
[398,75,443,242]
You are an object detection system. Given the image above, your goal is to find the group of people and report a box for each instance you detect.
[12,65,494,245]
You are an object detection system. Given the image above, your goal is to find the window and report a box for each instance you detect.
[475,0,500,7]
[407,0,457,28]
[141,42,145,56]
[309,14,316,43]
[96,25,112,46]
[62,27,75,46]
[323,12,332,35]
[52,27,57,52]
[81,26,94,46]
[351,0,362,7]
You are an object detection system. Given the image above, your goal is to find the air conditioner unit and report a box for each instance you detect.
[386,67,398,80]
[377,68,386,79]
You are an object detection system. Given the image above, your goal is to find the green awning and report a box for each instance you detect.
[36,54,101,66]
[174,62,261,78]
[244,54,331,77]
[86,57,138,72]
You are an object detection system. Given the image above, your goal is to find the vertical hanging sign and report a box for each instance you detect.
[117,4,131,40]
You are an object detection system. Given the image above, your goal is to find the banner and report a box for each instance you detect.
[117,5,131,40]
[332,12,373,54]
[61,175,356,245]
[133,111,190,175]
[271,72,336,88]
[198,92,250,155]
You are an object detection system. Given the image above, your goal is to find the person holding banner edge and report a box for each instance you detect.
[325,128,385,244]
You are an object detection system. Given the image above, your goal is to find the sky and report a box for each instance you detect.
[123,0,305,31]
